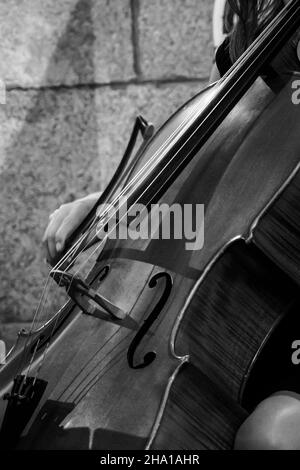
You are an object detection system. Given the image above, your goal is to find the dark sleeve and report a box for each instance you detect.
[261,30,300,91]
[215,31,300,84]
[215,37,232,77]
[214,37,282,95]
[270,29,300,79]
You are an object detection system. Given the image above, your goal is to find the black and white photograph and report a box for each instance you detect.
[0,0,299,458]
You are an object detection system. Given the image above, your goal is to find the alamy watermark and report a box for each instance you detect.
[291,340,300,365]
[95,197,205,251]
[291,79,300,105]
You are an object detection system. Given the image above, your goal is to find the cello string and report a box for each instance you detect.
[55,264,158,402]
[69,293,170,404]
[15,62,200,373]
[69,314,165,405]
[67,0,295,280]
[52,92,215,273]
[63,4,300,404]
[16,1,296,377]
[50,0,290,276]
[58,331,131,403]
[45,0,296,281]
[35,0,294,350]
[71,346,128,405]
[19,270,72,381]
[57,0,293,276]
[33,0,300,404]
[46,0,299,323]
[30,95,210,369]
[51,88,216,271]
[15,275,53,376]
[25,6,300,396]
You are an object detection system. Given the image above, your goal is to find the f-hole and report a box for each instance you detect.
[127,272,173,369]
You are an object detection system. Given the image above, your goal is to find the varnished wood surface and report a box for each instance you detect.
[0,74,299,449]
[254,169,300,286]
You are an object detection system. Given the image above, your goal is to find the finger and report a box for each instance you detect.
[47,233,58,260]
[42,210,60,242]
[48,210,57,220]
[41,242,53,266]
[55,217,75,252]
[42,206,67,243]
[42,220,51,243]
[55,205,90,250]
[42,215,65,258]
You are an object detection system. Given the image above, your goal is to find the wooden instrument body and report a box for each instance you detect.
[0,69,299,449]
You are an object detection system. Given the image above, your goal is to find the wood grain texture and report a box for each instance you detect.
[151,364,247,450]
[254,169,300,286]
[176,241,298,399]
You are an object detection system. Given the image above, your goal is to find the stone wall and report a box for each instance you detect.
[0,0,214,348]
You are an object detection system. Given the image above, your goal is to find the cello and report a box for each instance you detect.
[0,0,300,450]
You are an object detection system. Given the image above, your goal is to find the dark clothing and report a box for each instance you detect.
[215,37,232,77]
[215,32,300,83]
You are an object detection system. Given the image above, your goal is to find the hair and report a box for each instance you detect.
[225,0,285,62]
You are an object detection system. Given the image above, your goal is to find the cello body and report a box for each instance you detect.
[0,2,300,450]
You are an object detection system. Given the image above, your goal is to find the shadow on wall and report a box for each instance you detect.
[0,0,101,348]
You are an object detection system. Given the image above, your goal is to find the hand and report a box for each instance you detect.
[43,192,101,262]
